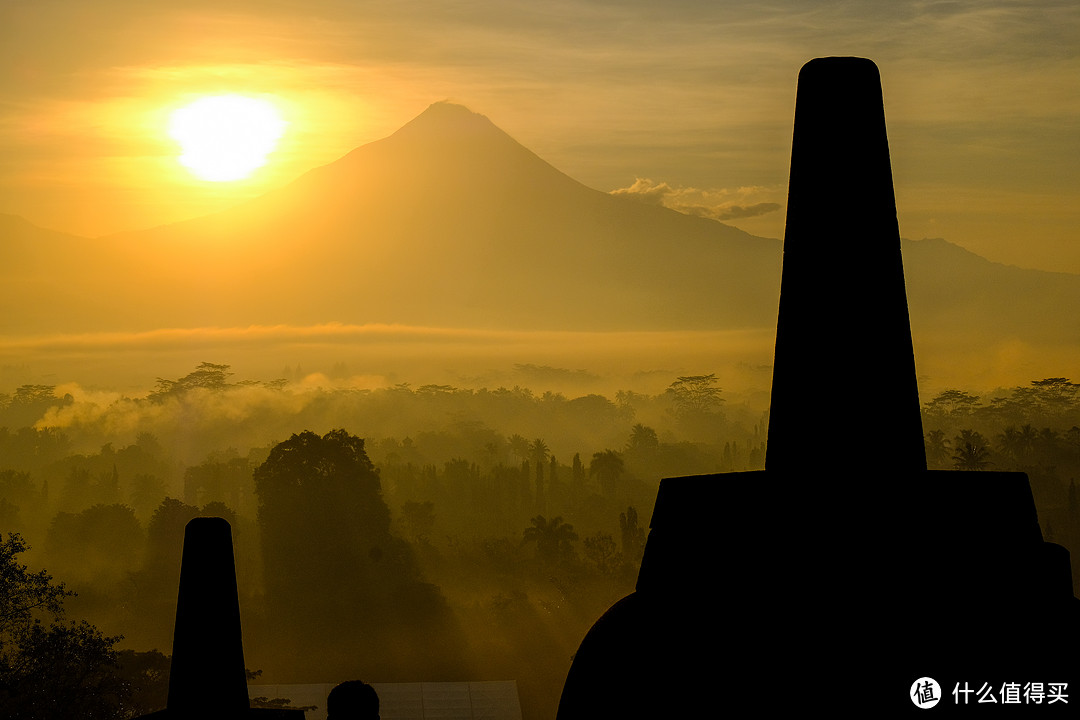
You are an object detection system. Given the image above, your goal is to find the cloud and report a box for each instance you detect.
[688,202,783,222]
[610,178,783,222]
[609,177,675,205]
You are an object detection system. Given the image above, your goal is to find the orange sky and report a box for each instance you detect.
[1,1,1077,274]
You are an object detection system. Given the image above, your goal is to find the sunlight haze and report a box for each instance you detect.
[0,1,1075,273]
[2,4,1080,718]
[168,95,287,182]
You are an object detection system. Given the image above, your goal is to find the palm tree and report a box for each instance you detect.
[522,515,578,563]
[508,434,530,462]
[1018,424,1039,461]
[996,426,1023,465]
[925,430,952,469]
[529,438,550,467]
[952,430,992,470]
[627,424,659,452]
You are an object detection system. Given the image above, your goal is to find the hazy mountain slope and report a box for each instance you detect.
[0,214,132,334]
[88,102,782,332]
[902,237,1080,345]
[1,103,1078,353]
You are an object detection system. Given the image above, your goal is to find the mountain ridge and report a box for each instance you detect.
[1,104,1077,360]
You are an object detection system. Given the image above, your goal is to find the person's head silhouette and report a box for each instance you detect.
[326,680,379,720]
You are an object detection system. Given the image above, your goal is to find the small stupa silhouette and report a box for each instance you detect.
[137,517,305,719]
[556,57,1080,716]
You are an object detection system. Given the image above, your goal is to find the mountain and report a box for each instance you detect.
[4,102,780,334]
[2,102,1078,361]
[904,237,1080,346]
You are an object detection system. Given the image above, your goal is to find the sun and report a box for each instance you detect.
[168,95,287,182]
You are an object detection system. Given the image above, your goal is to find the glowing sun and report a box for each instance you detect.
[168,95,287,181]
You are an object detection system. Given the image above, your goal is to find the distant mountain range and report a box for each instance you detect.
[2,102,1078,357]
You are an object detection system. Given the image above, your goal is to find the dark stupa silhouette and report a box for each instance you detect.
[556,57,1080,716]
[138,518,304,719]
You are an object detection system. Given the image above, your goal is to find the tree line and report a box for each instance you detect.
[3,368,1080,717]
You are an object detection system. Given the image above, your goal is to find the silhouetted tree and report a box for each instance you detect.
[667,374,724,418]
[183,457,252,512]
[0,533,126,720]
[997,426,1024,465]
[44,504,144,589]
[626,424,659,452]
[571,453,585,500]
[589,450,625,498]
[149,362,234,401]
[548,456,560,506]
[523,515,578,565]
[508,434,530,462]
[952,430,992,470]
[253,429,460,676]
[530,439,549,512]
[924,389,981,417]
[254,430,391,623]
[618,506,646,568]
[925,430,951,469]
[1018,424,1039,462]
[145,498,200,571]
[583,533,618,575]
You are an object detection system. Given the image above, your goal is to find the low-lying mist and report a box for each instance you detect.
[4,363,1080,719]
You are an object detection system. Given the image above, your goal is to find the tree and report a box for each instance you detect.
[583,533,619,575]
[0,533,125,720]
[571,453,585,499]
[529,439,550,469]
[508,434,530,462]
[522,515,578,565]
[548,456,560,503]
[667,374,724,418]
[252,429,460,677]
[529,439,549,512]
[149,362,233,401]
[923,389,981,417]
[44,503,144,589]
[952,430,992,471]
[1017,424,1039,461]
[589,450,625,498]
[924,430,951,469]
[996,426,1023,464]
[145,498,200,572]
[626,424,659,453]
[619,506,647,568]
[0,533,71,634]
[1030,377,1080,415]
[254,429,393,622]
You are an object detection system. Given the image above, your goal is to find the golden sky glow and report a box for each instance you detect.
[0,1,1077,271]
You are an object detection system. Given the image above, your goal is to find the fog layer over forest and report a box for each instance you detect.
[3,363,1080,717]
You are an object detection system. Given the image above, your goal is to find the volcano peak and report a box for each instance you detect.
[390,101,505,143]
